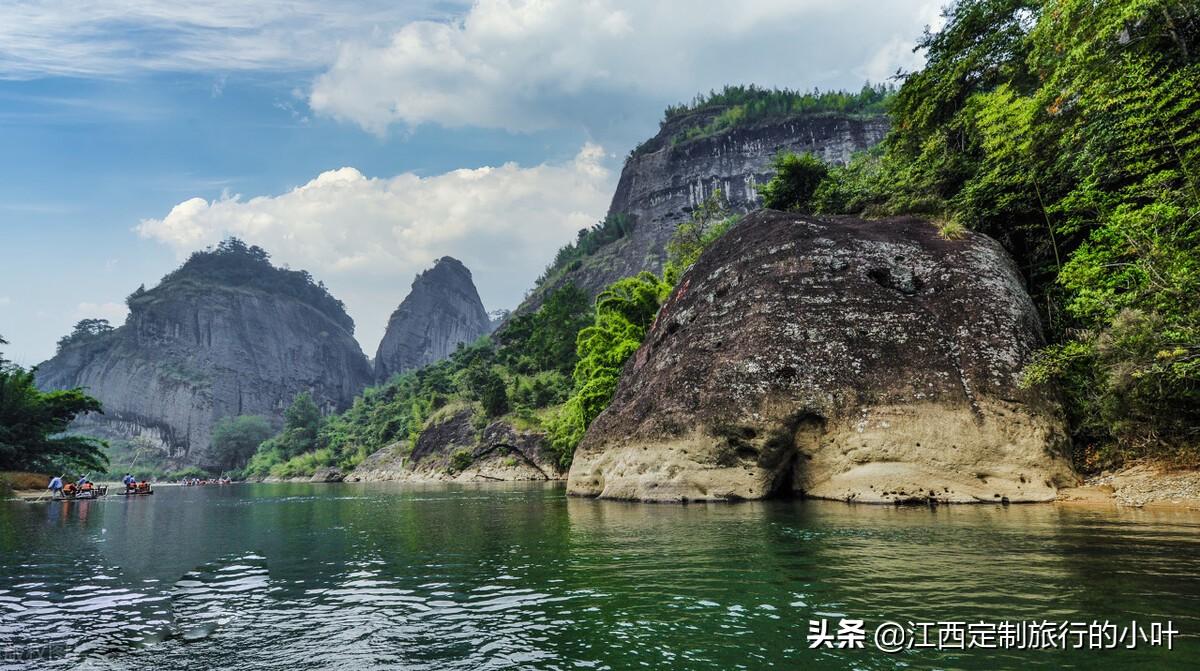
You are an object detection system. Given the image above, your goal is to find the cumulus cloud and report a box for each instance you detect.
[310,0,944,135]
[0,0,457,79]
[136,144,614,352]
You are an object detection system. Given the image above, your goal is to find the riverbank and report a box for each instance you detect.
[3,479,185,501]
[1057,463,1200,510]
[9,465,1200,509]
[0,471,49,495]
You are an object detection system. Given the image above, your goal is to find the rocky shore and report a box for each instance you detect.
[1057,464,1200,509]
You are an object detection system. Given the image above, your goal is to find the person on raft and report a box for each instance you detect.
[47,475,64,499]
[123,473,135,490]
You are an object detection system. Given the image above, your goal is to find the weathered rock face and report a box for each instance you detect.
[374,257,492,382]
[568,211,1078,503]
[349,407,564,482]
[519,110,888,311]
[36,245,373,463]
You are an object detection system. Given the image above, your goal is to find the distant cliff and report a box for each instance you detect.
[374,257,492,382]
[36,240,373,463]
[518,108,888,311]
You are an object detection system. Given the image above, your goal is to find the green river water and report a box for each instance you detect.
[1,482,1198,670]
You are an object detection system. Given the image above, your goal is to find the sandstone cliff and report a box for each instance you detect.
[374,257,492,382]
[568,211,1078,503]
[349,407,564,482]
[36,241,373,463]
[519,109,888,311]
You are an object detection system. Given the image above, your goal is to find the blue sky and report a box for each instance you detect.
[0,0,943,366]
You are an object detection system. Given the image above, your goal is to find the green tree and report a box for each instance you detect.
[759,152,830,212]
[664,189,739,284]
[497,284,592,374]
[56,318,115,353]
[510,370,572,410]
[463,363,509,418]
[547,272,671,465]
[542,214,636,279]
[816,0,1200,464]
[253,392,320,462]
[0,335,109,473]
[209,415,273,471]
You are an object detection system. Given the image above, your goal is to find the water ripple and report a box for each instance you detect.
[1,485,1199,669]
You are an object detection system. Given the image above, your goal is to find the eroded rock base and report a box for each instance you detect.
[568,401,1076,503]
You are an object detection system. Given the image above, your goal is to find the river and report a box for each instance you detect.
[1,483,1198,669]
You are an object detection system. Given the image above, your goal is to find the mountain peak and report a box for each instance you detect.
[375,257,492,382]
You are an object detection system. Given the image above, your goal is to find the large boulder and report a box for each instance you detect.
[568,211,1078,503]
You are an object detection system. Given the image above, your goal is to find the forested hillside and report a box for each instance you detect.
[770,0,1198,466]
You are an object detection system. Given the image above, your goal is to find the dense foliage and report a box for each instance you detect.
[537,215,635,286]
[0,335,108,474]
[545,273,671,464]
[151,238,354,333]
[498,285,592,375]
[759,153,830,214]
[546,191,738,464]
[664,83,893,123]
[244,392,323,478]
[208,415,273,472]
[766,0,1200,466]
[245,284,592,478]
[661,84,893,146]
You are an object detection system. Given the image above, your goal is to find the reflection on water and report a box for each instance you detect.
[1,483,1198,669]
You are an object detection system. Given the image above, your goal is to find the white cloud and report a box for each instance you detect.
[74,301,129,326]
[136,144,614,352]
[0,296,11,306]
[0,0,458,79]
[311,0,945,134]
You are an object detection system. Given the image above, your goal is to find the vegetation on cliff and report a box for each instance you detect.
[759,153,829,215]
[537,214,636,288]
[147,237,354,333]
[544,192,737,464]
[658,84,893,147]
[664,84,893,122]
[544,273,671,462]
[0,336,108,474]
[55,318,116,354]
[763,0,1200,466]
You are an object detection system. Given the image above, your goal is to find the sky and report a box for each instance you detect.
[0,0,945,367]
